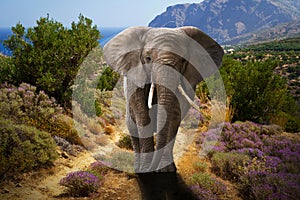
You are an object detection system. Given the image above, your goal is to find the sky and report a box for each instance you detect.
[1,0,204,28]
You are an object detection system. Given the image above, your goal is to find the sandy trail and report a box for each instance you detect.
[0,127,241,200]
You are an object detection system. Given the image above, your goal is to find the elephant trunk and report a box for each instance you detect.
[149,65,181,172]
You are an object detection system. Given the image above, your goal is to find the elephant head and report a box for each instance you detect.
[103,26,224,173]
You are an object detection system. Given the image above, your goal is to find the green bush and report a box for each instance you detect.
[117,134,133,150]
[197,56,300,129]
[285,115,300,133]
[192,162,208,173]
[0,54,15,83]
[190,172,227,195]
[221,57,296,124]
[210,152,250,182]
[4,14,100,108]
[49,114,82,145]
[0,118,57,178]
[97,66,120,91]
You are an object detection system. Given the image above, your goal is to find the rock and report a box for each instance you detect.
[15,183,22,188]
[61,152,69,159]
[1,188,9,194]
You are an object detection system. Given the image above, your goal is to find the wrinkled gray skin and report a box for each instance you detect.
[103,26,224,173]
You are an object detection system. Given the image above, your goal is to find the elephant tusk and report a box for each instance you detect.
[148,83,155,109]
[178,85,202,113]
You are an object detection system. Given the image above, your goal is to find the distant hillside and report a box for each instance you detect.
[149,0,300,44]
[231,37,300,105]
[224,20,300,45]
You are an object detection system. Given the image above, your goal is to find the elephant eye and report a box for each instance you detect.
[145,56,152,63]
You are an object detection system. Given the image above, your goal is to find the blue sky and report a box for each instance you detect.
[1,0,203,28]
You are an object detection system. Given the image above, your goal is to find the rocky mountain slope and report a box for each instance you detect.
[149,0,300,44]
[224,20,300,45]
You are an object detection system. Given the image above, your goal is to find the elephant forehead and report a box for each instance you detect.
[143,28,189,55]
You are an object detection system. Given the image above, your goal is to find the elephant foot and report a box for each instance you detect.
[136,172,178,200]
[156,162,177,173]
[136,172,199,200]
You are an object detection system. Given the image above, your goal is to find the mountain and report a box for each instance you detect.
[148,0,300,44]
[223,20,300,45]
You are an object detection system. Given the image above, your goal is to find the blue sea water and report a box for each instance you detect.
[0,27,126,56]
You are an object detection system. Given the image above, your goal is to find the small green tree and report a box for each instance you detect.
[221,56,297,124]
[97,66,120,91]
[4,14,100,108]
[0,54,15,83]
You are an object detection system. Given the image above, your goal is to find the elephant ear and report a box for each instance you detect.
[103,27,150,75]
[179,26,224,91]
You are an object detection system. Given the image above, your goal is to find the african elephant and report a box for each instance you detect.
[103,26,224,173]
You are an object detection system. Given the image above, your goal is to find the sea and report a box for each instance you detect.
[0,27,126,56]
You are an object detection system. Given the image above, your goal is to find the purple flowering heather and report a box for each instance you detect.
[242,171,300,200]
[89,161,111,174]
[190,185,219,200]
[196,121,300,199]
[60,171,101,196]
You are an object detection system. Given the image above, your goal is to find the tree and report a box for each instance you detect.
[4,14,101,109]
[97,66,120,91]
[220,56,297,124]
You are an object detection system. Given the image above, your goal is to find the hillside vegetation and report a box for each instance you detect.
[0,16,299,200]
[232,37,300,107]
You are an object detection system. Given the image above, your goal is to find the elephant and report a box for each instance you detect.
[103,26,224,173]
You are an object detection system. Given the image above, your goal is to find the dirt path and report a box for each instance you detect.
[0,127,242,200]
[0,151,96,200]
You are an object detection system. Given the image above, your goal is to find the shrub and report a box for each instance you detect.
[60,171,101,197]
[95,135,109,146]
[0,54,15,83]
[190,172,227,198]
[108,152,134,173]
[190,184,219,200]
[49,114,82,145]
[198,121,300,199]
[218,56,298,126]
[53,136,84,156]
[240,171,300,200]
[0,83,81,144]
[97,66,120,91]
[117,134,133,150]
[87,119,103,135]
[0,82,62,125]
[0,118,57,178]
[210,152,250,182]
[4,14,100,108]
[193,162,208,173]
[284,115,300,133]
[88,161,111,177]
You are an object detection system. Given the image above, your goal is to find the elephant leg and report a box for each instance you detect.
[154,109,181,172]
[157,114,181,172]
[126,114,140,172]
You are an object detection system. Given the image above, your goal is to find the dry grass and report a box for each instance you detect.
[87,119,103,135]
[104,125,115,135]
[95,135,110,146]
